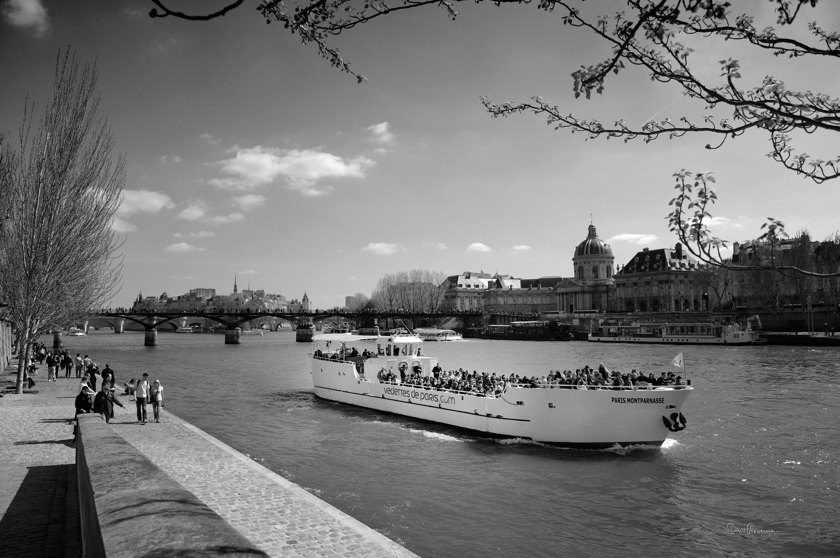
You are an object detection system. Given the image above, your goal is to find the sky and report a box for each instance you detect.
[2,0,839,310]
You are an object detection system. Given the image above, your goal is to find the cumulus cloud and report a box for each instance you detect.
[161,154,182,164]
[178,204,206,221]
[362,242,405,255]
[177,202,243,224]
[174,231,215,239]
[608,233,658,245]
[706,216,734,227]
[511,245,532,254]
[433,242,448,250]
[467,243,492,253]
[366,122,395,145]
[1,0,48,36]
[118,190,175,216]
[199,133,221,145]
[207,212,244,224]
[232,194,266,212]
[211,146,374,196]
[111,217,136,233]
[165,242,206,253]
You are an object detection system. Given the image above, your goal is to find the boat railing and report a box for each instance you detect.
[506,382,690,390]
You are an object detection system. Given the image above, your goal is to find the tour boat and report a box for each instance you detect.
[310,333,693,448]
[175,326,195,334]
[588,318,765,345]
[415,328,463,342]
[67,327,86,337]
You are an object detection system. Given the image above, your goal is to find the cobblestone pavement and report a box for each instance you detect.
[112,404,418,557]
[1,364,417,558]
[0,367,82,558]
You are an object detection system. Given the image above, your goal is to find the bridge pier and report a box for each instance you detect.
[225,327,241,345]
[144,330,158,347]
[53,331,63,350]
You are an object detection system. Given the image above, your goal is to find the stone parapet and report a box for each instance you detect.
[75,414,267,557]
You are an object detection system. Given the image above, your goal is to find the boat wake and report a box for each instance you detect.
[407,428,466,443]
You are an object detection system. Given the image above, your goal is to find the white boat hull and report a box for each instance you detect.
[588,332,763,345]
[312,357,692,448]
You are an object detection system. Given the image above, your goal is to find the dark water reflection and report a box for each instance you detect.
[68,332,840,557]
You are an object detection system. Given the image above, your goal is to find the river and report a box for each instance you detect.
[62,331,839,557]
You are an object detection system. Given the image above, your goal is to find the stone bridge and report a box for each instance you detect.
[73,310,486,346]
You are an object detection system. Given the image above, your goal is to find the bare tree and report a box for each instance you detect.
[371,270,446,312]
[0,51,125,393]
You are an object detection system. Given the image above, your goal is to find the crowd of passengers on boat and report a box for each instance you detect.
[375,364,687,397]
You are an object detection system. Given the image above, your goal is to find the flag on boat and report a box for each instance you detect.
[672,352,684,368]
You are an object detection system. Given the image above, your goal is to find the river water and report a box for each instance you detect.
[64,331,839,557]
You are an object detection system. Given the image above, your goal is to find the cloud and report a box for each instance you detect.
[161,154,182,164]
[207,212,244,224]
[362,242,405,255]
[174,231,215,239]
[165,242,206,253]
[121,7,144,19]
[240,269,258,275]
[607,233,658,245]
[1,0,48,36]
[211,146,374,195]
[433,242,448,250]
[177,202,243,224]
[178,204,206,221]
[111,217,136,233]
[199,133,221,145]
[706,216,733,227]
[467,243,492,253]
[511,245,532,254]
[118,190,176,216]
[366,122,395,145]
[232,194,266,212]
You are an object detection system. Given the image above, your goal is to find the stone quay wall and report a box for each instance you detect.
[75,414,268,557]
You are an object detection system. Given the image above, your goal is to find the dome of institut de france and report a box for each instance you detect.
[574,223,613,257]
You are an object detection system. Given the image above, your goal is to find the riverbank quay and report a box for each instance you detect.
[0,364,81,558]
[765,332,840,346]
[1,365,419,558]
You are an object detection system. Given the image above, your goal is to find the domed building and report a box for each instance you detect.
[573,223,615,282]
[555,223,615,313]
[444,222,617,315]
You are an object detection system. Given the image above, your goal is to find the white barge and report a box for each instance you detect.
[311,333,692,448]
[589,318,765,345]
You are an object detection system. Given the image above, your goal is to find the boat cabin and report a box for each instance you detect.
[312,333,438,381]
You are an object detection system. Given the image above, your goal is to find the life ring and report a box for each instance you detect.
[398,361,408,372]
[662,412,687,432]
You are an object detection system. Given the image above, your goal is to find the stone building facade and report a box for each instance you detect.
[612,244,709,312]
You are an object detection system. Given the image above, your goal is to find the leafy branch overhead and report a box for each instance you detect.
[149,0,839,184]
[149,0,840,276]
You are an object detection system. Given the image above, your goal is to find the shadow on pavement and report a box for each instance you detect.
[0,464,80,558]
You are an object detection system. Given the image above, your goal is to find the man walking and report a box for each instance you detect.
[135,373,150,424]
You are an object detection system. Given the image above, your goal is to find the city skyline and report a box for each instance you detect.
[3,1,839,309]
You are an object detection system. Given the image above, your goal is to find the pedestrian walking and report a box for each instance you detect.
[63,352,73,378]
[149,380,164,423]
[135,373,150,424]
[75,353,83,378]
[93,385,124,424]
